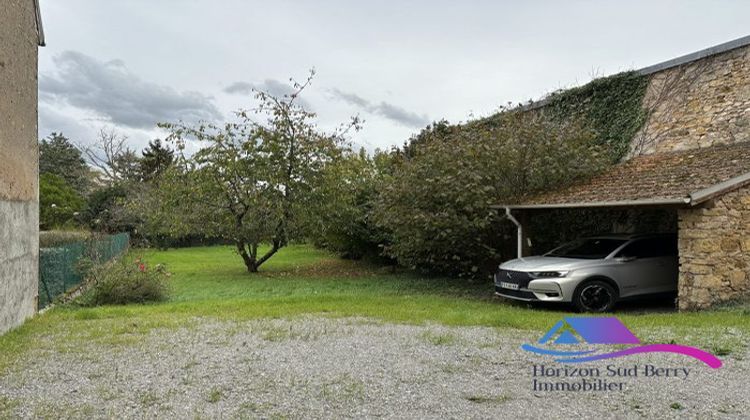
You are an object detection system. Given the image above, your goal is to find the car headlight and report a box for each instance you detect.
[530,271,568,278]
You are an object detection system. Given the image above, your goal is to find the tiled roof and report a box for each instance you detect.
[497,141,750,209]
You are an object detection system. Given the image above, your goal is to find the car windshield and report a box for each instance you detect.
[545,238,627,259]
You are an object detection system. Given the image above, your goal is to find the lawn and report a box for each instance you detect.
[1,244,748,374]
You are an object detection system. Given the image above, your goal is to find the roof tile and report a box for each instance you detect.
[512,141,750,206]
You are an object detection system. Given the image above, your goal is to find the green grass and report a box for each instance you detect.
[421,331,459,346]
[206,388,223,403]
[0,244,748,374]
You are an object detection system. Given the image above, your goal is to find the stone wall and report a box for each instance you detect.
[631,44,750,155]
[0,0,40,334]
[677,185,750,310]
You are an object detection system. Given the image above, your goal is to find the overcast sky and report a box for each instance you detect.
[38,0,750,153]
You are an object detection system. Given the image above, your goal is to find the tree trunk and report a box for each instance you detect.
[255,242,280,270]
[236,241,258,273]
[236,240,282,273]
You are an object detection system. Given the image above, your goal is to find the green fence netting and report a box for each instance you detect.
[38,232,130,309]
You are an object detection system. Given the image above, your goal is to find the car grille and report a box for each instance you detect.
[495,269,533,289]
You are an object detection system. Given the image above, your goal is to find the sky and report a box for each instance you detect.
[38,0,750,154]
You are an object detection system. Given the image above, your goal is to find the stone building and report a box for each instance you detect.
[495,35,750,310]
[0,0,45,334]
[632,36,750,155]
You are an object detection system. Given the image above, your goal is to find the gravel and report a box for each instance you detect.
[0,316,747,419]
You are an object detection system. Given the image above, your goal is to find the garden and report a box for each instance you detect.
[16,71,749,418]
[2,244,749,417]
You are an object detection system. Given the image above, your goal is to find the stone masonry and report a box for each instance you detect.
[677,185,750,310]
[631,40,750,310]
[0,0,41,334]
[632,44,750,156]
[520,37,750,310]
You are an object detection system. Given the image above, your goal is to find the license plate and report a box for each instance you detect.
[500,282,519,290]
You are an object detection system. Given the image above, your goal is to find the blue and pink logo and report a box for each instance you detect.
[521,317,722,369]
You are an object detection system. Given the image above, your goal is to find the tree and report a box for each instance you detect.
[39,173,85,230]
[82,128,140,184]
[139,139,174,181]
[305,148,389,259]
[80,184,135,233]
[154,71,360,272]
[373,110,607,278]
[38,132,89,194]
[398,119,454,160]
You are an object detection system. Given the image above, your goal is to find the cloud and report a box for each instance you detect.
[224,79,311,108]
[330,89,429,128]
[39,51,223,129]
[38,104,94,143]
[223,81,255,95]
[38,104,156,153]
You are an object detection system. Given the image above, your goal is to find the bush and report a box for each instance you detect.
[77,256,170,306]
[373,111,607,278]
[306,148,391,261]
[39,230,91,248]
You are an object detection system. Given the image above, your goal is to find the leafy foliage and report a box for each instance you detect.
[139,139,174,182]
[150,71,360,272]
[80,185,136,233]
[39,132,89,194]
[39,173,86,230]
[373,111,607,277]
[306,148,391,260]
[111,149,142,183]
[545,71,649,161]
[77,256,169,306]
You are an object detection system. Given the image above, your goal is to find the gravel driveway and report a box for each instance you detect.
[0,316,746,419]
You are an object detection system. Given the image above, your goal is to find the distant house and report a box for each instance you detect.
[0,0,45,334]
[494,35,750,310]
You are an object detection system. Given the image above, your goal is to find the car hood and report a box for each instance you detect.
[499,256,606,272]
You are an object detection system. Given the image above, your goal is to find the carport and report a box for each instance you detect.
[492,142,750,310]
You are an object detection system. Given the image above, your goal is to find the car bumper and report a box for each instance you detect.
[494,285,538,301]
[494,273,573,303]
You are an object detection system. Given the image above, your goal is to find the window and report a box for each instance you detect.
[546,238,628,259]
[616,237,677,259]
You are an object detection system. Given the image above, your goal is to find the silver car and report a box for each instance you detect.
[494,234,678,312]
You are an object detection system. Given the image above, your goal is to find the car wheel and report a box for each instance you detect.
[573,280,618,313]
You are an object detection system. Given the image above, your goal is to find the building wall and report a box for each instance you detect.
[632,44,750,155]
[677,185,750,310]
[0,1,40,333]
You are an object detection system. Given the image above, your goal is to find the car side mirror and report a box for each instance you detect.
[616,256,636,263]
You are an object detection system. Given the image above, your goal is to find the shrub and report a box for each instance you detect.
[373,111,607,278]
[77,256,170,306]
[39,230,91,248]
[306,148,391,261]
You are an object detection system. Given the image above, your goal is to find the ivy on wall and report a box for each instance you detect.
[545,71,649,161]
